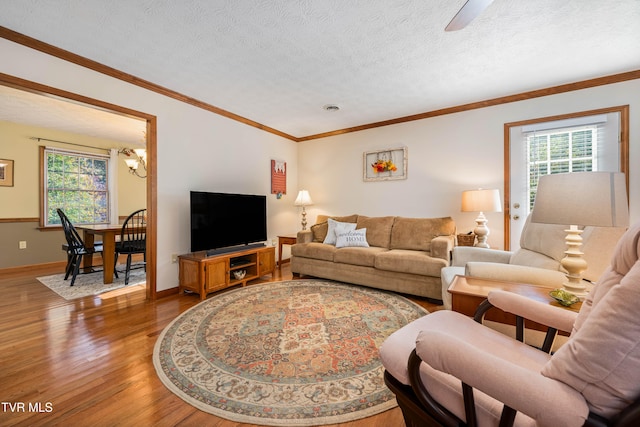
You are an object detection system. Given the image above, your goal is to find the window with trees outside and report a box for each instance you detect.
[527,125,596,210]
[42,147,110,227]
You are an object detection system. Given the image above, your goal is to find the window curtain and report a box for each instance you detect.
[109,148,119,224]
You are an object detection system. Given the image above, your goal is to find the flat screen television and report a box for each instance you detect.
[190,191,267,254]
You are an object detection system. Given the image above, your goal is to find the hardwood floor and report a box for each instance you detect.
[0,263,442,427]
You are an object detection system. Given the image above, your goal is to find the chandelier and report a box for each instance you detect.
[119,148,147,178]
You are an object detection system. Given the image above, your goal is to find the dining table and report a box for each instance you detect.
[76,223,145,284]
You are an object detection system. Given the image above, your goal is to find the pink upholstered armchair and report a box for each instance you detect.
[380,221,640,426]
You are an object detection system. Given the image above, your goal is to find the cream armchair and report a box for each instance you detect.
[440,214,625,309]
[380,220,640,426]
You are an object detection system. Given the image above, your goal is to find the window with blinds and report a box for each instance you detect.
[527,124,598,209]
[507,107,626,251]
[43,147,110,227]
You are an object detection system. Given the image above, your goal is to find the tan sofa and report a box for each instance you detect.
[291,214,456,300]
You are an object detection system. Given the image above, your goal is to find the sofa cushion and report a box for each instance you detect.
[323,219,357,245]
[465,262,566,288]
[510,248,562,271]
[375,249,448,276]
[516,215,626,283]
[336,228,369,248]
[390,217,456,251]
[311,214,359,242]
[519,217,568,262]
[334,246,388,267]
[580,226,626,283]
[356,215,395,248]
[311,222,328,242]
[441,266,465,310]
[291,242,337,262]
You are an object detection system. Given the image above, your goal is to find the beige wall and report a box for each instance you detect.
[0,38,299,290]
[298,79,640,251]
[1,37,637,290]
[0,222,67,267]
[0,120,146,268]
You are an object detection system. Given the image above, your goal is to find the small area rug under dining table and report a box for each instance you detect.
[37,268,146,300]
[153,279,427,426]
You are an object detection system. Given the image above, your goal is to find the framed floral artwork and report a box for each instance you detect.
[363,147,407,182]
[0,159,14,187]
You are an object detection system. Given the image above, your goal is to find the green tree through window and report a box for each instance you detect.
[44,148,109,226]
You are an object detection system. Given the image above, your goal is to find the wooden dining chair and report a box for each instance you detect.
[114,209,146,285]
[57,209,103,286]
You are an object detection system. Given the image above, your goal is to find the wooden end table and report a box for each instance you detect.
[277,235,297,267]
[448,275,580,331]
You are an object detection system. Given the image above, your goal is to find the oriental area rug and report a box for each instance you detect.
[153,279,428,426]
[37,268,146,300]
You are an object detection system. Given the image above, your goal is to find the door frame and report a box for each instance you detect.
[0,72,158,300]
[503,105,629,250]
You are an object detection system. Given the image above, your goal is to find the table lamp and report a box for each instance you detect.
[461,188,502,248]
[531,172,628,297]
[294,190,313,230]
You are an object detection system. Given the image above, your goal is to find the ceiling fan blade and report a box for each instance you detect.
[445,0,494,31]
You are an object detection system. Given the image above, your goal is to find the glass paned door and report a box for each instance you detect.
[507,110,624,250]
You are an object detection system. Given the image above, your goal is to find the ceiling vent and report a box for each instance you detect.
[322,104,340,112]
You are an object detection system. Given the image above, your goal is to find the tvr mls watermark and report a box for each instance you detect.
[2,402,53,413]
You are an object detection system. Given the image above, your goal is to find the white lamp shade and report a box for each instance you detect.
[133,148,147,162]
[461,189,502,213]
[531,172,628,227]
[294,190,313,206]
[124,158,139,170]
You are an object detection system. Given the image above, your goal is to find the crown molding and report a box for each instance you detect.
[2,26,639,143]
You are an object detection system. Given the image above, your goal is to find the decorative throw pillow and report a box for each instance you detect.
[311,221,328,242]
[323,218,357,245]
[336,229,369,248]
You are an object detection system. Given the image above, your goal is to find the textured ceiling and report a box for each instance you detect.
[0,85,146,146]
[0,0,639,141]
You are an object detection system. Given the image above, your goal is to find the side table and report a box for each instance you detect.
[448,275,580,331]
[277,235,297,268]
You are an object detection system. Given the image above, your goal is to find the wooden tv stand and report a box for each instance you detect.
[178,245,275,300]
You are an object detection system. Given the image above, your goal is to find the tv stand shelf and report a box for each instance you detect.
[178,245,275,300]
[230,260,254,269]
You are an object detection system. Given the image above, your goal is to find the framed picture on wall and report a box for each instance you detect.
[271,159,286,198]
[0,159,14,187]
[363,147,407,182]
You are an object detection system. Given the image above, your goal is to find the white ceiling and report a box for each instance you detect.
[0,85,146,146]
[1,0,639,141]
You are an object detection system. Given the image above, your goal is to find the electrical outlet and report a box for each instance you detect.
[171,253,178,263]
[271,238,277,246]
[19,241,27,249]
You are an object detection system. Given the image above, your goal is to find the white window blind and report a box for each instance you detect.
[520,113,619,210]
